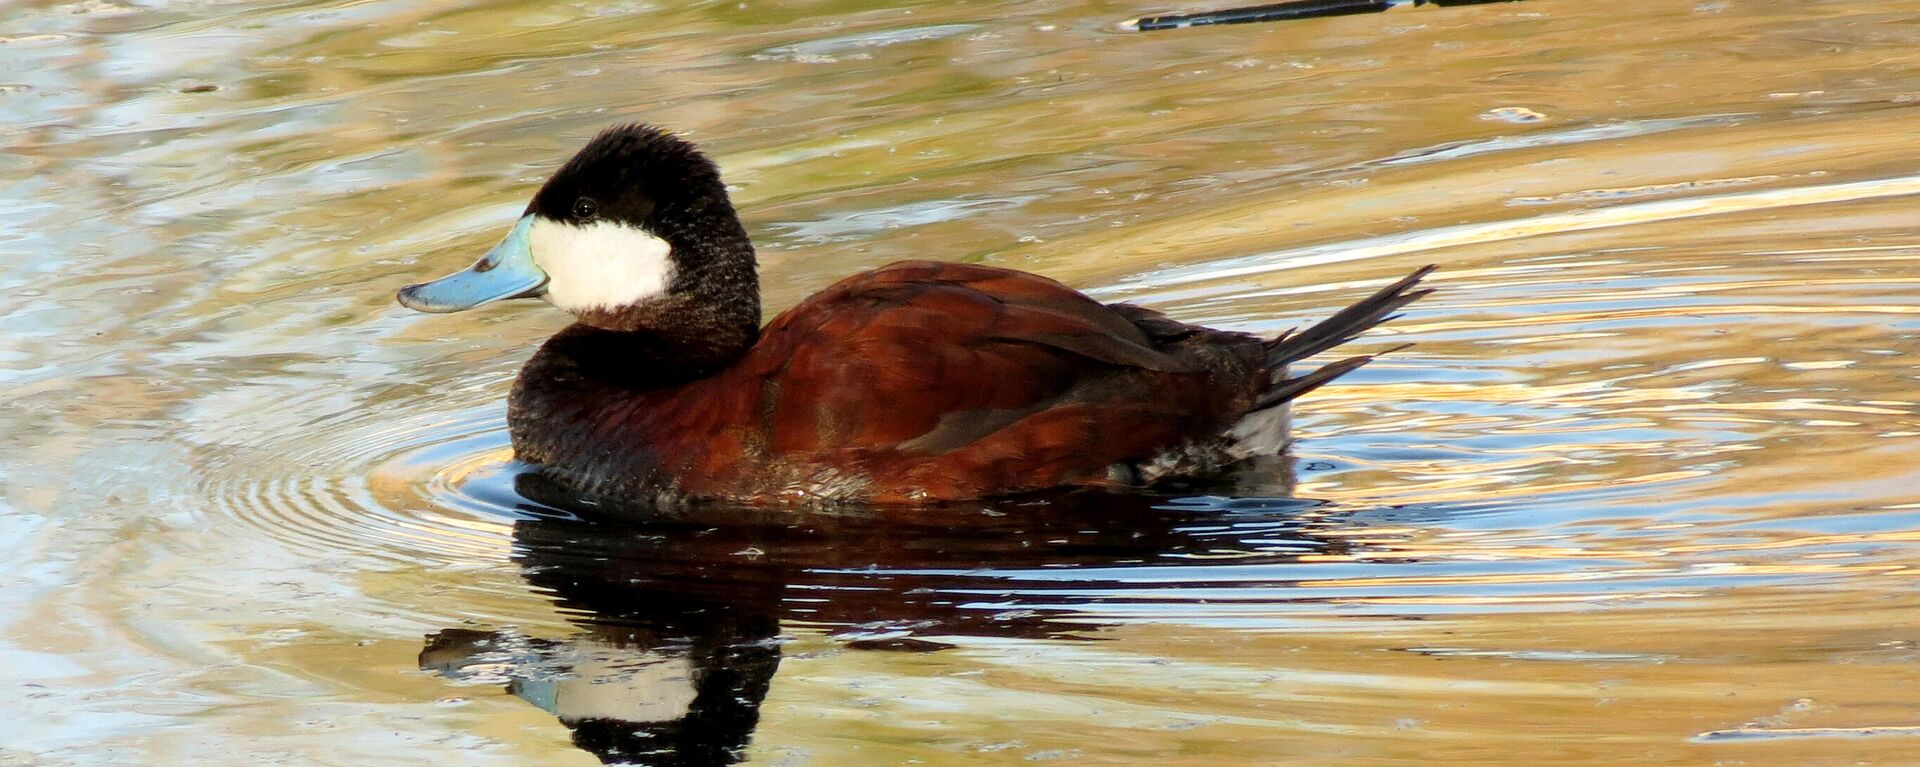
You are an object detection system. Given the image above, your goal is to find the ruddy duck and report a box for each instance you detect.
[398,124,1430,506]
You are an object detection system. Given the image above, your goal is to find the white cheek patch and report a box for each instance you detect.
[529,218,675,312]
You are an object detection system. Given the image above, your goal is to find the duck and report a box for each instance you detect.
[397,123,1431,507]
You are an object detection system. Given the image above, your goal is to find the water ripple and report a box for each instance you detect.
[195,399,523,568]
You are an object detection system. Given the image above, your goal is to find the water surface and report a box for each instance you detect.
[5,0,1920,764]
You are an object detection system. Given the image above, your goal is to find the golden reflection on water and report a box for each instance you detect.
[5,0,1920,764]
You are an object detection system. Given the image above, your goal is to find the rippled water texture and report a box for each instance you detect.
[6,0,1920,764]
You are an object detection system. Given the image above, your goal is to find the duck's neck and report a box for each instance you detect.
[573,294,761,373]
[570,210,764,372]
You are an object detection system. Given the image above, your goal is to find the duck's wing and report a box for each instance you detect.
[739,260,1262,459]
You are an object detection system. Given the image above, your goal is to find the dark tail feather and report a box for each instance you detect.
[1253,355,1370,410]
[1264,264,1435,368]
[1252,265,1434,410]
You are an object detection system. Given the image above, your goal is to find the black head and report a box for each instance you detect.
[526,124,731,244]
[399,124,760,349]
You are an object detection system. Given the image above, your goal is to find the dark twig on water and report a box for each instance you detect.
[1124,0,1528,32]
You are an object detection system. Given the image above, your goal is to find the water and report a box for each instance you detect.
[5,0,1920,764]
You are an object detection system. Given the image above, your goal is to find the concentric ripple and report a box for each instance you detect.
[194,395,528,568]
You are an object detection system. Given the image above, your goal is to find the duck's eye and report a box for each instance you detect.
[572,197,599,221]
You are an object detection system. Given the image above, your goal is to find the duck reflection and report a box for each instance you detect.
[423,467,1347,766]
